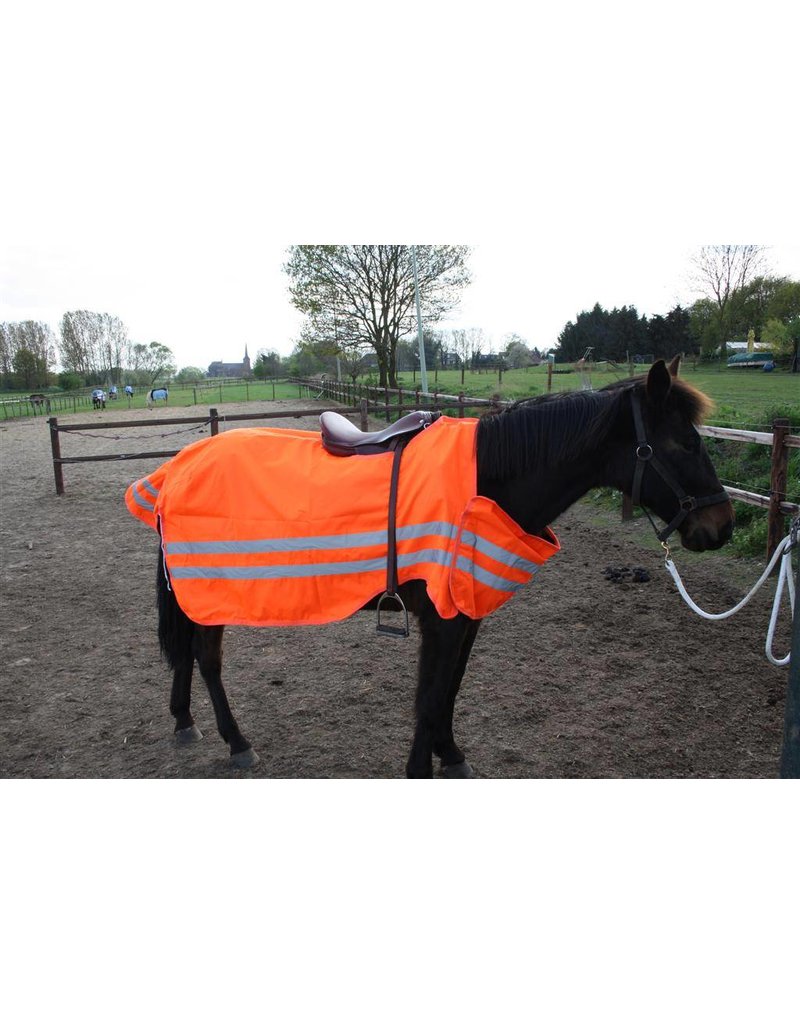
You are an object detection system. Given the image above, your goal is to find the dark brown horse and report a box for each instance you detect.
[154,358,733,777]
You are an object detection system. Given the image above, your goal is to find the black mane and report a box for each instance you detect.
[476,386,623,480]
[476,372,712,481]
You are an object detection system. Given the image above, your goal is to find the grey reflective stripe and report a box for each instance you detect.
[164,520,536,594]
[139,478,159,499]
[170,556,387,580]
[397,547,451,570]
[165,520,458,556]
[459,529,539,576]
[168,546,531,594]
[131,481,157,512]
[455,555,533,593]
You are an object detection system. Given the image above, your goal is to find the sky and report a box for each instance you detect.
[4,237,800,372]
[2,3,799,376]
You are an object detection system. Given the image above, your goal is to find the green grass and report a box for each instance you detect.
[0,378,304,417]
[396,364,799,429]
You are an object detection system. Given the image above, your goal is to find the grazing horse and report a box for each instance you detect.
[124,385,134,397]
[91,389,106,410]
[28,393,49,415]
[129,358,733,777]
[146,387,168,409]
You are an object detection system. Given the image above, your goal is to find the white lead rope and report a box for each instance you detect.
[664,529,797,667]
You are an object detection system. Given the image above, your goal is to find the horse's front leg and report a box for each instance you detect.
[406,611,479,779]
[434,618,481,778]
[193,626,259,768]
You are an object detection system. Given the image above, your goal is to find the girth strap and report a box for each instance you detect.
[376,436,411,637]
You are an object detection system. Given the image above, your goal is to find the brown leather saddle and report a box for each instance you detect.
[320,409,439,456]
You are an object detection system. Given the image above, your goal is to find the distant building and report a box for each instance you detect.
[207,346,252,378]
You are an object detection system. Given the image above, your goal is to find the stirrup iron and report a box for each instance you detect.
[376,591,409,638]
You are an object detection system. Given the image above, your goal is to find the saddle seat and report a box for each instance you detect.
[320,409,439,456]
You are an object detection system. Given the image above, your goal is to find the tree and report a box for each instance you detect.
[502,333,534,369]
[57,371,82,391]
[648,305,693,359]
[690,245,768,349]
[763,316,800,372]
[767,279,800,324]
[11,348,46,389]
[128,341,176,385]
[688,297,724,357]
[174,366,208,382]
[59,310,130,382]
[0,321,56,387]
[284,245,471,388]
[450,327,486,383]
[253,350,282,378]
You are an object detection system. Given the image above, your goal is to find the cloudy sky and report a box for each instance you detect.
[2,3,798,374]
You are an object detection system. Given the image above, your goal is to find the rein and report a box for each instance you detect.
[629,390,729,546]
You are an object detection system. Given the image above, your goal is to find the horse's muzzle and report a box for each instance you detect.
[680,502,735,552]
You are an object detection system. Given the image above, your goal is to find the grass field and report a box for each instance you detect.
[395,364,799,429]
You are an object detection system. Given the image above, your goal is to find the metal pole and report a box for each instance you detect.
[779,529,800,778]
[411,246,428,395]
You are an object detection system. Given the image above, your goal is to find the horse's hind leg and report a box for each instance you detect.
[170,648,203,743]
[193,626,259,768]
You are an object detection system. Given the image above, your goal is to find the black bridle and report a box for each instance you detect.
[630,390,729,545]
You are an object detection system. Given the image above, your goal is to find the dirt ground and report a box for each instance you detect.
[0,399,793,778]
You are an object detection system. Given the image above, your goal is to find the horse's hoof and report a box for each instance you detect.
[175,724,203,744]
[441,760,475,779]
[231,747,260,769]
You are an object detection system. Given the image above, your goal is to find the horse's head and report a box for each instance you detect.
[620,358,734,552]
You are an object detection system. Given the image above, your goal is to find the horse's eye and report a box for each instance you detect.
[681,431,702,453]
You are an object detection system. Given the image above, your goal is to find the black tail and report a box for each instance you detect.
[157,549,195,669]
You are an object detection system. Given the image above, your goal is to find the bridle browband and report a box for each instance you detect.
[629,389,729,545]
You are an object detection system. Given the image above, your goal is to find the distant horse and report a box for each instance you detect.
[124,385,134,400]
[109,385,118,400]
[146,387,168,409]
[28,393,50,415]
[133,358,734,777]
[91,389,106,410]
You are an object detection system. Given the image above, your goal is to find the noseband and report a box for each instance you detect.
[630,390,729,545]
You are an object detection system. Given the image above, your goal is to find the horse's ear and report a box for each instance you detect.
[668,355,681,378]
[646,359,673,406]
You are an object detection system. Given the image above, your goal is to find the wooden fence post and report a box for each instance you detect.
[210,407,220,436]
[768,418,790,558]
[360,398,369,431]
[48,417,65,495]
[458,391,465,418]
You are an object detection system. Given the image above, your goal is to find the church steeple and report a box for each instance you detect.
[242,345,251,373]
